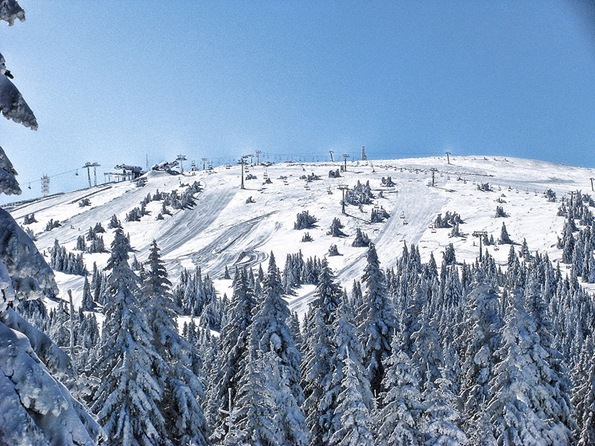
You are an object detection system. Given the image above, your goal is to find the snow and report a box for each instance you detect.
[0,310,100,445]
[4,155,595,309]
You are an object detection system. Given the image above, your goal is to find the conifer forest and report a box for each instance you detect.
[2,1,595,445]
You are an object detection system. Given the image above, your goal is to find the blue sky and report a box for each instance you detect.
[1,1,594,201]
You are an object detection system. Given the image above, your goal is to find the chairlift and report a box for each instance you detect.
[403,219,409,225]
[75,170,79,176]
[400,211,405,219]
[28,183,31,189]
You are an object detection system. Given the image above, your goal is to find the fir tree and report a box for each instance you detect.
[486,292,574,445]
[420,368,467,445]
[91,229,164,446]
[210,268,257,437]
[143,240,209,445]
[457,285,503,436]
[301,308,334,446]
[377,334,424,446]
[328,351,375,446]
[358,243,396,396]
[326,299,374,443]
[246,252,308,445]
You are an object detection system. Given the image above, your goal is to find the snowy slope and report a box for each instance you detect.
[4,155,595,312]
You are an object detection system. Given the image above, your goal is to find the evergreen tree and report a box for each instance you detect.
[246,252,308,445]
[211,268,257,437]
[91,229,164,445]
[328,352,375,446]
[326,299,374,444]
[358,243,396,396]
[81,276,95,311]
[575,357,595,446]
[499,222,513,244]
[457,285,503,435]
[0,4,99,443]
[420,369,467,445]
[301,308,334,446]
[486,292,574,445]
[232,334,281,446]
[310,258,342,324]
[143,240,209,445]
[377,334,424,446]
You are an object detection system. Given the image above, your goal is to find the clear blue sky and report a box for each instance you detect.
[1,1,594,201]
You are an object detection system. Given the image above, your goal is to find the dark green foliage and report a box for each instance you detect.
[23,213,37,224]
[434,211,464,229]
[49,239,88,276]
[352,228,370,247]
[345,180,374,206]
[498,222,513,244]
[328,217,347,237]
[371,206,390,223]
[495,205,508,218]
[107,214,121,229]
[44,218,61,231]
[381,176,395,187]
[294,210,318,230]
[301,232,313,242]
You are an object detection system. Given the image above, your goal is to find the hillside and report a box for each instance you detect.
[5,155,595,312]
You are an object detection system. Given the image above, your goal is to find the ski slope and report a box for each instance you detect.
[4,155,594,312]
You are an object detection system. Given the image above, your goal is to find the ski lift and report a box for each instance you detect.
[403,219,409,225]
[75,170,79,176]
[400,211,405,219]
[28,183,31,189]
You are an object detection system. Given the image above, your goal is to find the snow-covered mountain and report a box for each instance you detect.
[5,155,595,312]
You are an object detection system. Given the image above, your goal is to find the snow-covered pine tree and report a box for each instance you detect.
[210,267,257,437]
[301,259,344,444]
[245,252,308,445]
[301,308,335,446]
[499,221,513,244]
[91,229,164,445]
[573,336,595,446]
[143,240,209,445]
[328,350,375,446]
[486,291,574,445]
[377,333,424,446]
[457,285,503,437]
[310,258,342,325]
[420,368,467,445]
[232,329,281,446]
[328,217,347,237]
[326,298,374,443]
[81,276,95,311]
[357,243,396,397]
